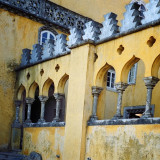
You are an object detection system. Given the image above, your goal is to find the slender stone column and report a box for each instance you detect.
[142,76,159,118]
[52,93,64,122]
[38,96,48,123]
[89,86,103,121]
[25,98,34,123]
[13,100,21,124]
[113,82,128,119]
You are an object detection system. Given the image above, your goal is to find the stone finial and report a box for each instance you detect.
[54,34,69,56]
[30,44,42,64]
[82,21,102,41]
[99,12,119,40]
[20,49,31,66]
[120,2,142,32]
[142,0,160,24]
[67,28,83,47]
[42,39,55,60]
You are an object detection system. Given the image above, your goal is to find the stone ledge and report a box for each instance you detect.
[23,121,65,128]
[88,118,160,126]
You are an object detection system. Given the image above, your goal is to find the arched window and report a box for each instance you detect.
[40,30,56,45]
[38,26,58,45]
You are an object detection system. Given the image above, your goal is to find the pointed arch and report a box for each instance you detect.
[121,56,140,83]
[151,54,160,78]
[95,62,111,87]
[42,78,54,96]
[28,81,39,98]
[58,74,69,93]
[17,84,26,100]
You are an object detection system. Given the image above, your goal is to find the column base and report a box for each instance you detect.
[38,119,45,123]
[52,118,60,123]
[25,119,32,123]
[89,115,98,122]
[112,114,123,120]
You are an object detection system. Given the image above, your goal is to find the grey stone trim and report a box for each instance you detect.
[89,86,103,121]
[38,26,58,44]
[25,98,35,123]
[23,121,65,128]
[38,96,48,123]
[142,76,159,118]
[42,39,55,60]
[23,151,42,160]
[30,44,43,64]
[16,50,70,71]
[20,49,31,67]
[0,0,95,33]
[82,21,102,41]
[99,12,119,40]
[120,2,143,32]
[142,0,160,24]
[123,105,155,118]
[67,28,83,47]
[112,82,129,119]
[12,100,22,128]
[54,34,70,56]
[52,93,64,122]
[88,117,160,126]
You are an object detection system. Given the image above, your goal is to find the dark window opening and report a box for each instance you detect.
[31,87,41,123]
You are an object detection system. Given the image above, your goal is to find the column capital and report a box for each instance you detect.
[26,97,35,104]
[15,100,21,107]
[38,95,48,102]
[54,93,65,100]
[92,86,103,95]
[143,76,159,89]
[115,82,128,92]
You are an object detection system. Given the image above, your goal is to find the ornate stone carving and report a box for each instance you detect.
[25,98,35,123]
[67,28,83,47]
[142,0,160,24]
[30,44,42,64]
[99,12,119,40]
[42,39,55,60]
[112,82,128,119]
[89,86,103,121]
[38,96,48,123]
[142,76,159,118]
[20,49,31,66]
[82,21,102,41]
[52,93,64,122]
[0,0,93,31]
[120,2,142,32]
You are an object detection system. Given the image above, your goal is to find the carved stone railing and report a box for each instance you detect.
[0,0,93,32]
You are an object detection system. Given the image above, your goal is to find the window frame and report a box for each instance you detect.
[38,26,58,45]
[106,69,116,92]
[128,63,138,85]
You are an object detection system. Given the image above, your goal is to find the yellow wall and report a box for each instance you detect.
[85,125,160,160]
[50,0,149,24]
[23,127,65,160]
[0,9,65,150]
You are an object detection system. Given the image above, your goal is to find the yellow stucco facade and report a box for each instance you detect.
[1,0,160,160]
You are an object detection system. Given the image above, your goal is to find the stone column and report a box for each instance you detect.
[142,76,159,118]
[25,98,34,123]
[52,93,64,122]
[89,86,103,121]
[38,96,48,123]
[13,100,21,124]
[113,82,128,119]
